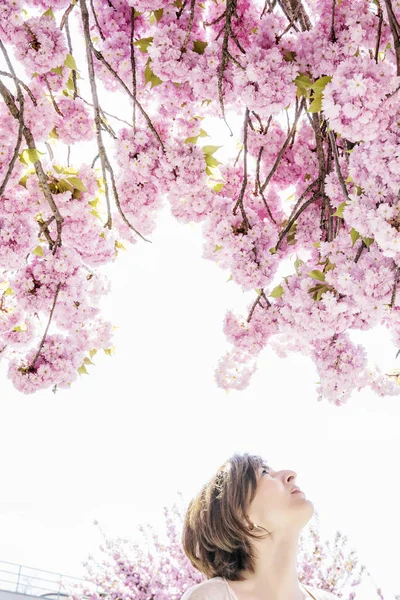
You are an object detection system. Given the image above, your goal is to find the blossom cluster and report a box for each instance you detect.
[1,0,400,401]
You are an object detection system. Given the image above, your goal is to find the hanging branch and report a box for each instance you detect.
[80,0,151,241]
[328,130,352,204]
[232,107,251,232]
[205,0,246,136]
[130,7,137,131]
[383,0,400,75]
[60,1,77,30]
[90,0,106,41]
[275,1,302,42]
[0,70,37,104]
[354,240,367,263]
[330,0,337,43]
[79,0,164,149]
[259,97,305,195]
[389,265,400,308]
[64,17,78,99]
[375,5,384,63]
[179,0,196,57]
[275,189,321,251]
[277,0,311,33]
[25,282,62,373]
[43,74,64,117]
[80,0,113,230]
[0,43,64,251]
[247,290,271,323]
[76,93,134,128]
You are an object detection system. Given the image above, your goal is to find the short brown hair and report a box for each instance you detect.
[181,453,270,581]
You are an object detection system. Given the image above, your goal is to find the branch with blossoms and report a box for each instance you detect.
[0,50,64,252]
[205,0,246,136]
[383,0,400,75]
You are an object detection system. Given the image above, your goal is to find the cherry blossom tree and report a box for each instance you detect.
[61,496,387,600]
[1,0,400,400]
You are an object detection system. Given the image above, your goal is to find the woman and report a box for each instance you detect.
[180,453,340,600]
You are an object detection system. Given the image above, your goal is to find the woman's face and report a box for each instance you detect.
[246,463,314,533]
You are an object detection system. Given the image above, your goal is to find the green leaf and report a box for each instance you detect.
[295,73,313,90]
[202,145,222,155]
[270,284,284,298]
[294,256,304,275]
[199,128,208,137]
[90,209,102,220]
[315,285,329,301]
[205,166,213,176]
[19,148,45,165]
[307,270,325,281]
[51,66,63,76]
[144,59,163,88]
[115,240,126,250]
[361,236,374,247]
[184,135,199,144]
[83,357,95,365]
[65,176,87,192]
[213,182,225,192]
[308,94,322,113]
[193,40,208,54]
[78,364,89,375]
[19,174,29,188]
[4,287,13,296]
[89,349,97,358]
[32,245,44,257]
[214,244,223,252]
[150,8,163,22]
[205,154,221,168]
[42,7,55,18]
[133,37,154,53]
[88,198,99,207]
[49,127,59,139]
[332,201,347,218]
[64,53,78,70]
[311,75,332,91]
[104,348,114,356]
[350,228,360,246]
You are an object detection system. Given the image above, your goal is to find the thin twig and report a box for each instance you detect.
[389,265,400,307]
[130,7,137,131]
[375,6,384,62]
[330,0,337,43]
[383,0,400,75]
[232,107,251,231]
[275,190,321,251]
[179,0,196,57]
[260,98,305,195]
[26,282,62,372]
[328,130,352,203]
[0,44,63,251]
[80,0,151,241]
[65,16,78,99]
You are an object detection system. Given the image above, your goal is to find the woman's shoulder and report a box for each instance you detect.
[180,577,228,600]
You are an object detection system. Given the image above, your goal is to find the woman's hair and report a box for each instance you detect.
[181,452,270,581]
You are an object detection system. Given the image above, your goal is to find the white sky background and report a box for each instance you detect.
[1,7,400,600]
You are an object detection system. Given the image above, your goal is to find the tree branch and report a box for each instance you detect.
[383,0,400,75]
[260,98,305,195]
[26,282,62,372]
[232,107,251,232]
[328,130,352,204]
